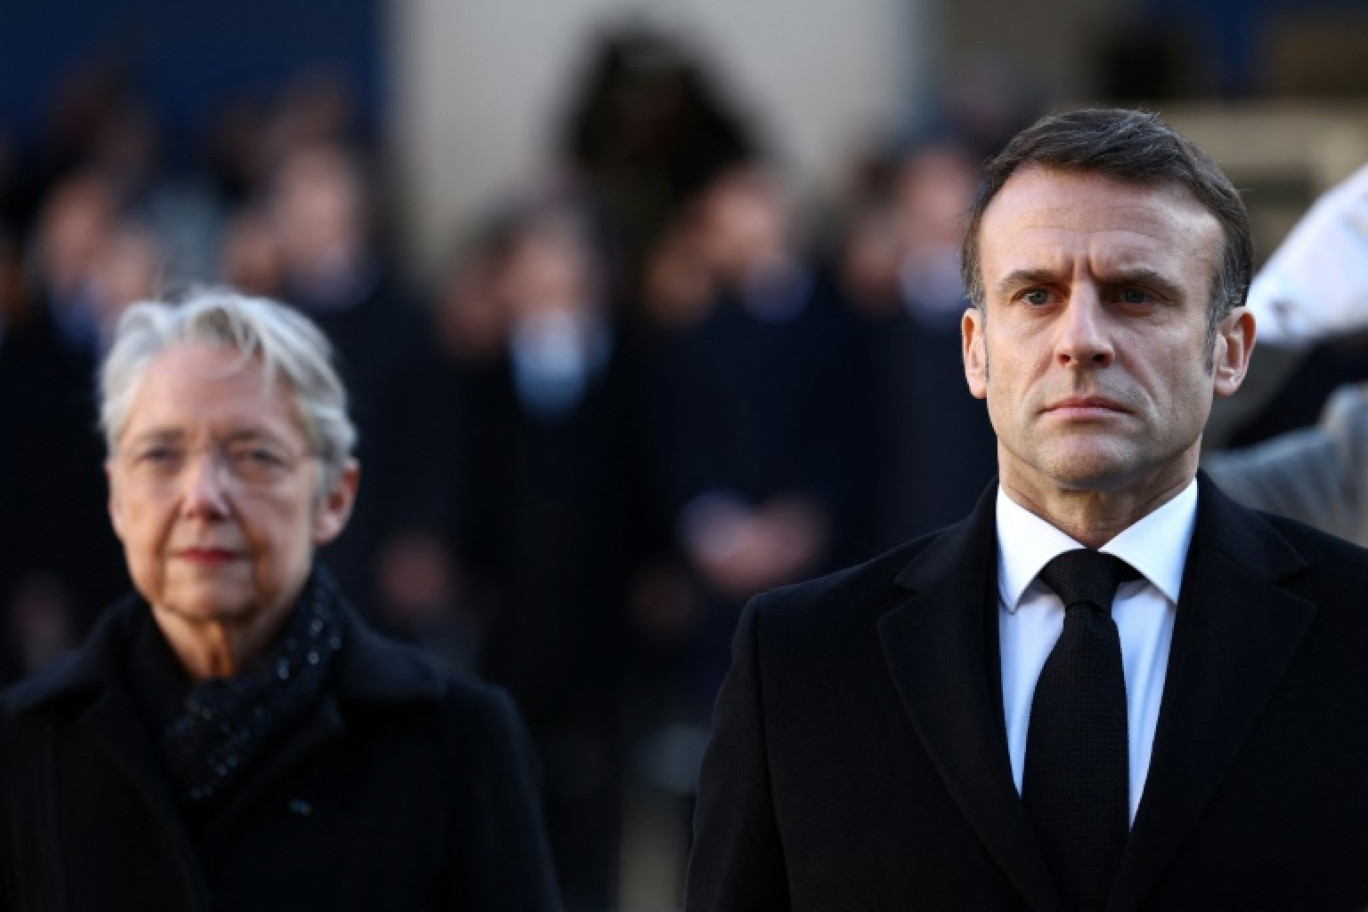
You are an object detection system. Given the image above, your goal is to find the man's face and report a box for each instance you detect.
[107,343,356,632]
[962,166,1252,502]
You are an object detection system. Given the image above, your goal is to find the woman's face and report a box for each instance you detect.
[107,343,355,633]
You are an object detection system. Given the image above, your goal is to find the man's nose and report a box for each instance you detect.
[1055,287,1115,368]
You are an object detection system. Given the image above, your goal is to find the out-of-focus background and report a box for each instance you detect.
[2,1,1366,908]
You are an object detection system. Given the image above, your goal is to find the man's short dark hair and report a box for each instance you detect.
[960,108,1253,353]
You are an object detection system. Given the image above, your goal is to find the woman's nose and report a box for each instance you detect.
[180,448,232,516]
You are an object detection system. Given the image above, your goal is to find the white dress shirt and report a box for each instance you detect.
[996,479,1196,823]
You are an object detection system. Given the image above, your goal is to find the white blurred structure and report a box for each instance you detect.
[386,0,923,277]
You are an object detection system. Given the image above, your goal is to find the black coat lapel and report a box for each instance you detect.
[76,672,209,906]
[1109,475,1315,911]
[877,487,1065,912]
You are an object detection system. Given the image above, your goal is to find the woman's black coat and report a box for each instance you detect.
[0,595,561,910]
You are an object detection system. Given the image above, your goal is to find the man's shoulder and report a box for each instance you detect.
[1201,485,1368,645]
[746,527,952,643]
[1247,506,1368,585]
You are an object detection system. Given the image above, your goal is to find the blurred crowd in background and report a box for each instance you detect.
[1,13,1364,911]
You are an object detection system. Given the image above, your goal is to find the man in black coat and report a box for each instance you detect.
[686,108,1368,910]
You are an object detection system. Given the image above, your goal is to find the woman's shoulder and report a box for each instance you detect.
[1,596,146,721]
[334,608,525,737]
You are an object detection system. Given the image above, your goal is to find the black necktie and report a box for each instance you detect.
[1022,549,1138,912]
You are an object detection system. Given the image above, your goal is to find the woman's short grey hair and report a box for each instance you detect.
[100,289,357,494]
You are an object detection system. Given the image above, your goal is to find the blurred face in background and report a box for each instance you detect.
[270,144,368,288]
[89,223,163,329]
[219,208,285,298]
[37,171,117,302]
[694,164,789,285]
[436,242,507,366]
[895,144,977,250]
[498,220,596,324]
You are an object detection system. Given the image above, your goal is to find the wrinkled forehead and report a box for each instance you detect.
[980,167,1224,278]
[120,342,306,443]
[986,166,1219,225]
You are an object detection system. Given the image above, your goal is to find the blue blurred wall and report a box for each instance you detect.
[0,0,380,154]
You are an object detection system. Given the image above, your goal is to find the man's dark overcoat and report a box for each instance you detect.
[687,476,1368,910]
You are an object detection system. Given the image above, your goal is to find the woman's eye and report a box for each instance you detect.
[232,447,286,468]
[139,447,179,465]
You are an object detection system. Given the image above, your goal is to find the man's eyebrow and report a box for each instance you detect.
[994,267,1187,302]
[1098,268,1186,301]
[995,269,1059,298]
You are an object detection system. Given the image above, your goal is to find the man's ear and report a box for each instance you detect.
[1214,307,1257,398]
[963,306,989,400]
[313,460,359,545]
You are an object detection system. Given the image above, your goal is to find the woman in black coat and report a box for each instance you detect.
[0,290,560,910]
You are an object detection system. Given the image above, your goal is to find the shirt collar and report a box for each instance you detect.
[996,478,1198,613]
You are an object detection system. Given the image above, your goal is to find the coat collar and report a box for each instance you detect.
[877,474,1316,912]
[879,483,1066,912]
[2,569,449,868]
[1109,473,1314,911]
[4,571,445,717]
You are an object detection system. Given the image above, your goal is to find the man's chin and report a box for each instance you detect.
[1041,456,1140,494]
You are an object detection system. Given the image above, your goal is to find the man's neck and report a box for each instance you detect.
[999,461,1199,548]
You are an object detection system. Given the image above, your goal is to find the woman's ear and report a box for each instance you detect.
[313,460,359,545]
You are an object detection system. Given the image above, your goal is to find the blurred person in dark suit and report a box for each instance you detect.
[844,137,998,553]
[267,141,458,629]
[0,289,560,910]
[0,177,157,683]
[559,22,753,305]
[1205,161,1368,546]
[28,170,122,353]
[219,205,286,299]
[440,205,665,910]
[687,109,1368,910]
[1209,161,1368,451]
[645,160,865,728]
[1,220,121,682]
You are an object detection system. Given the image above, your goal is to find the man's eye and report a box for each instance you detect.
[1118,288,1152,305]
[1022,289,1051,306]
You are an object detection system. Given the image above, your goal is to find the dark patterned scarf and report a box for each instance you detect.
[160,566,345,819]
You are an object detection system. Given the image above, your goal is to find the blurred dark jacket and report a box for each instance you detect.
[1206,379,1368,547]
[0,303,126,683]
[292,271,456,611]
[650,268,864,568]
[0,589,561,911]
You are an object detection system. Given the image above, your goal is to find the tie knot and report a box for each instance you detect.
[1038,549,1138,613]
